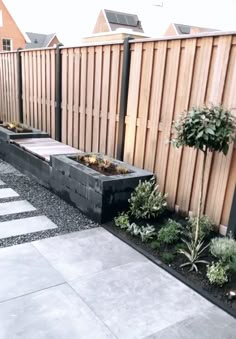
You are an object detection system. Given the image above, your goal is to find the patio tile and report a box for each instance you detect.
[0,188,19,199]
[69,260,211,339]
[144,306,236,339]
[0,243,64,302]
[33,227,147,281]
[0,215,57,239]
[0,200,36,216]
[0,284,116,339]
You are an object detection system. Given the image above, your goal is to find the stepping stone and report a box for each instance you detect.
[0,200,36,216]
[0,188,19,199]
[0,180,5,186]
[0,216,57,239]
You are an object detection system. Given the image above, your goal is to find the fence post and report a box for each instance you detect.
[17,48,23,123]
[227,186,236,237]
[116,37,132,161]
[55,43,63,142]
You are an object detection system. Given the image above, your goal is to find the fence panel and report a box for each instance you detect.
[0,52,18,122]
[21,48,56,137]
[124,34,236,227]
[61,43,123,157]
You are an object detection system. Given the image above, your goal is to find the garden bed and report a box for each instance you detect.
[50,154,153,223]
[104,205,236,319]
[0,123,48,141]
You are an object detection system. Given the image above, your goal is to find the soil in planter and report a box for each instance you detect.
[1,122,32,133]
[105,213,236,315]
[74,154,132,176]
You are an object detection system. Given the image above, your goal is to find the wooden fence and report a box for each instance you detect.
[124,33,236,229]
[0,32,235,229]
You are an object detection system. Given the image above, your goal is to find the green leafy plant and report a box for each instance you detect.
[127,222,156,242]
[114,212,129,229]
[129,177,167,219]
[161,252,175,265]
[187,215,214,240]
[158,219,182,245]
[210,235,236,263]
[206,261,229,286]
[179,239,209,272]
[173,105,236,246]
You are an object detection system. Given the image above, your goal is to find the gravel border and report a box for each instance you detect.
[0,160,99,248]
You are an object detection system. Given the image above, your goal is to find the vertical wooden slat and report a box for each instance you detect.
[79,47,87,150]
[67,48,74,146]
[92,46,102,153]
[85,46,94,152]
[73,48,81,148]
[33,51,37,128]
[37,51,42,130]
[61,48,68,144]
[41,51,46,131]
[50,49,56,138]
[123,42,143,164]
[46,50,51,134]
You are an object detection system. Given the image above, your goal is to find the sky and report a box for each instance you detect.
[4,0,236,45]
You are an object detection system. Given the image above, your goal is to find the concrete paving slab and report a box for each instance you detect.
[144,306,236,339]
[70,260,212,339]
[0,215,57,239]
[0,284,116,339]
[0,200,36,216]
[0,180,5,185]
[33,227,147,281]
[0,243,64,302]
[0,188,19,199]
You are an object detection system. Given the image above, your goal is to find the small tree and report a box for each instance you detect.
[174,105,236,244]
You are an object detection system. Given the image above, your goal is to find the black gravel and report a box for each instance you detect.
[0,160,99,248]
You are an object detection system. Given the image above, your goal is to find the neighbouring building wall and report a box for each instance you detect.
[0,0,26,50]
[164,24,177,36]
[48,35,60,47]
[93,10,109,34]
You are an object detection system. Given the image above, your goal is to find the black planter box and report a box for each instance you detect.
[50,154,153,223]
[0,125,49,142]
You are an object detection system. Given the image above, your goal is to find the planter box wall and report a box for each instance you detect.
[0,126,49,142]
[50,155,153,223]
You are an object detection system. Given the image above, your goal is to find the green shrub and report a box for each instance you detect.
[210,236,236,263]
[187,215,214,240]
[114,212,129,229]
[161,252,175,265]
[174,243,186,253]
[129,177,167,219]
[158,219,182,245]
[150,240,161,250]
[207,261,229,286]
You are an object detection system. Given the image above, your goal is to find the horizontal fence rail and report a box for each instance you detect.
[0,32,235,229]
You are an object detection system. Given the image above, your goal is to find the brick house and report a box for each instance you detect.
[25,32,60,49]
[164,23,219,36]
[83,9,148,43]
[0,0,26,51]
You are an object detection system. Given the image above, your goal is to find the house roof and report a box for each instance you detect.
[173,23,219,35]
[25,32,56,48]
[104,9,144,33]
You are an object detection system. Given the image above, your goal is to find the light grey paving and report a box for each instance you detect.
[0,188,19,199]
[33,227,147,281]
[0,180,5,185]
[0,200,36,216]
[0,215,57,239]
[0,243,64,302]
[144,306,236,339]
[0,284,116,339]
[69,260,212,339]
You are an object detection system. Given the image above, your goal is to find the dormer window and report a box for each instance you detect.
[2,38,12,51]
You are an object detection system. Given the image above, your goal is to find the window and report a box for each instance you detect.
[2,39,12,51]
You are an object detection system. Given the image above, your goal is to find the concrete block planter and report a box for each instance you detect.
[0,125,49,142]
[50,154,153,223]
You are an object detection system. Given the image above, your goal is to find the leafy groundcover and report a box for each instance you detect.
[103,212,236,319]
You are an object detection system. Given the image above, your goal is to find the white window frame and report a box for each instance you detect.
[2,38,12,51]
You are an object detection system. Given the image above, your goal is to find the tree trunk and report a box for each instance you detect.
[195,149,208,244]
